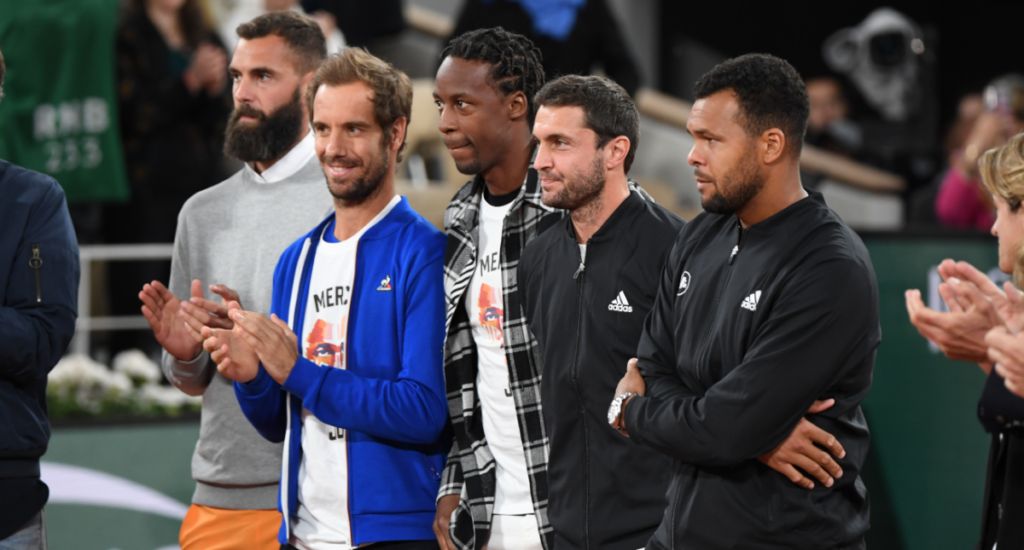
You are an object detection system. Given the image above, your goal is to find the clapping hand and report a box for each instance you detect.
[227,309,300,385]
[203,301,260,383]
[942,260,1024,334]
[987,326,1024,398]
[179,283,244,339]
[905,259,1016,373]
[141,279,210,361]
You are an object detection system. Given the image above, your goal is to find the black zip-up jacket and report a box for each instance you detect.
[520,191,685,550]
[623,190,879,549]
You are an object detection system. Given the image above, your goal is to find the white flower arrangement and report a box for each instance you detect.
[136,383,202,410]
[112,349,163,386]
[48,352,201,419]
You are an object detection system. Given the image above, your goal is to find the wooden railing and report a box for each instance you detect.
[403,4,906,194]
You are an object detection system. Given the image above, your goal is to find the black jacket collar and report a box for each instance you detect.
[562,188,647,244]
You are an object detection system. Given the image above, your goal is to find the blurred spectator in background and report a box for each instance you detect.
[299,0,435,77]
[447,0,641,96]
[0,47,81,549]
[935,75,1024,231]
[300,0,403,48]
[823,7,941,193]
[103,0,232,354]
[805,76,861,158]
[218,0,345,55]
[943,94,985,163]
[906,93,983,228]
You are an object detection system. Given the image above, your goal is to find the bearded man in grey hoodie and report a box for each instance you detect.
[137,12,332,550]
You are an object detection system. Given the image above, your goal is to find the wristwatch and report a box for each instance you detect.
[607,392,639,429]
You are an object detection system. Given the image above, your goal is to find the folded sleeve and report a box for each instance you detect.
[625,251,877,466]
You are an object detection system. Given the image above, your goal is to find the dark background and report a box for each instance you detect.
[660,1,1024,130]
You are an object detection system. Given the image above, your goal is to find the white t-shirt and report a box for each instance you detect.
[291,196,400,550]
[466,195,534,515]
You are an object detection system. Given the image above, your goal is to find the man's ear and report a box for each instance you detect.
[762,128,787,164]
[508,91,529,122]
[390,116,409,152]
[604,135,631,173]
[300,70,316,96]
[299,72,317,119]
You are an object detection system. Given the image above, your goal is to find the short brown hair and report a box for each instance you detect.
[980,132,1024,285]
[534,75,640,173]
[306,48,413,162]
[237,11,326,75]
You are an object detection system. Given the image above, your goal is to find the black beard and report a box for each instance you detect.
[322,140,391,206]
[223,88,303,163]
[701,147,765,215]
[541,155,606,211]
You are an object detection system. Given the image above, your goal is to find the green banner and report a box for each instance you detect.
[862,235,1000,550]
[0,0,129,203]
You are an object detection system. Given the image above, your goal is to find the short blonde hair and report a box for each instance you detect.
[980,132,1024,285]
[306,48,413,162]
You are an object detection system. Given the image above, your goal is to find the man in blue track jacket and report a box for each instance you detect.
[204,48,448,550]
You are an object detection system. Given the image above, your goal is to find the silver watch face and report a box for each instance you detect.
[607,397,621,425]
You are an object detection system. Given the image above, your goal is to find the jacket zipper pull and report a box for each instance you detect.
[729,245,739,265]
[574,240,588,279]
[573,261,585,279]
[29,244,43,302]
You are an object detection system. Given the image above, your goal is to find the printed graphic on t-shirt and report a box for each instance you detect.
[312,285,349,312]
[478,283,504,345]
[305,318,346,369]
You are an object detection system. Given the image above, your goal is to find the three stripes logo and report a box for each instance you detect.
[608,291,633,313]
[740,290,761,311]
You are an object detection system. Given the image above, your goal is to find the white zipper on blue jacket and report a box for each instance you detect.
[281,235,313,539]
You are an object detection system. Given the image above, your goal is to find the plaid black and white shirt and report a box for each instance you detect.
[440,166,650,550]
[440,166,560,550]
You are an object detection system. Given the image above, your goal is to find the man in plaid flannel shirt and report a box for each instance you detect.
[431,28,556,550]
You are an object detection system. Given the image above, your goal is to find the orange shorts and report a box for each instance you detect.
[179,504,282,550]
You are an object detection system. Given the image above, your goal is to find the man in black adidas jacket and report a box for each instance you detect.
[519,75,684,550]
[613,54,879,549]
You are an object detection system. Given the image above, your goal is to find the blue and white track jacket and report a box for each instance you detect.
[235,197,450,545]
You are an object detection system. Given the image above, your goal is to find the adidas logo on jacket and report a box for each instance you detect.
[608,291,633,312]
[740,290,761,311]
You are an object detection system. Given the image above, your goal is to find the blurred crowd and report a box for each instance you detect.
[0,0,1017,358]
[104,2,1024,240]
[0,0,650,356]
